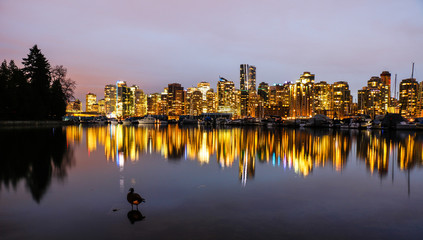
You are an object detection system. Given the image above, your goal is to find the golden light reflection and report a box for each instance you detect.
[67,126,423,179]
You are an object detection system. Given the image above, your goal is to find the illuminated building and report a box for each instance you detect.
[104,84,116,115]
[66,99,82,113]
[206,89,216,113]
[240,64,256,117]
[419,82,423,117]
[257,82,269,118]
[98,99,105,114]
[135,89,147,117]
[313,81,333,117]
[85,92,97,112]
[147,93,161,115]
[332,81,351,119]
[399,78,419,118]
[167,83,185,117]
[217,77,237,115]
[358,73,391,118]
[380,71,391,111]
[268,84,290,117]
[189,90,203,116]
[116,81,131,118]
[197,82,211,113]
[289,72,315,118]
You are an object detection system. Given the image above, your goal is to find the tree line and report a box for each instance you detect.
[0,45,75,120]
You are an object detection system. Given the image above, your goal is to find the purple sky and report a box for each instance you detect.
[1,0,423,103]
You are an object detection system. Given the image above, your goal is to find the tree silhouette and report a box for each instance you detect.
[0,45,73,120]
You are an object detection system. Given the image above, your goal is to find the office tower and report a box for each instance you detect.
[167,83,185,117]
[135,89,147,117]
[217,77,236,115]
[380,71,391,110]
[147,93,161,115]
[240,64,257,117]
[332,81,351,119]
[358,72,392,117]
[313,81,332,117]
[86,92,97,112]
[267,83,290,118]
[98,99,106,114]
[289,72,315,118]
[116,81,132,118]
[206,89,216,113]
[104,84,116,115]
[399,78,419,118]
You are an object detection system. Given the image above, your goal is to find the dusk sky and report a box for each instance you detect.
[1,0,423,103]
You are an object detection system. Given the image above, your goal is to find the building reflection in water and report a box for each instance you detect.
[66,125,423,183]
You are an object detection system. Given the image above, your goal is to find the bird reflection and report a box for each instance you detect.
[127,210,145,224]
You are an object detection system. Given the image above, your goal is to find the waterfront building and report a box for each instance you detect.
[289,72,315,118]
[86,92,97,112]
[268,83,290,118]
[399,78,419,118]
[313,81,333,117]
[147,93,161,115]
[66,99,82,113]
[104,84,116,115]
[135,89,147,117]
[357,72,391,117]
[240,64,256,117]
[206,89,216,113]
[116,81,131,118]
[167,83,185,117]
[332,81,351,119]
[98,99,106,114]
[217,77,237,115]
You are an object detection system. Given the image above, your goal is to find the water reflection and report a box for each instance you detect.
[0,127,74,203]
[67,125,423,182]
[127,210,145,224]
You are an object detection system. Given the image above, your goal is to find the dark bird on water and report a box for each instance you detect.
[127,188,145,210]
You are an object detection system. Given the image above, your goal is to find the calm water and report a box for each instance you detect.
[1,125,423,239]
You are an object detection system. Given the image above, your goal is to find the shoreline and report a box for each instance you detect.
[0,121,72,127]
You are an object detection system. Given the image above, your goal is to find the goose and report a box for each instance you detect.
[127,188,145,210]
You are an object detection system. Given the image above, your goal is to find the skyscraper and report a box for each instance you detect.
[217,77,236,115]
[240,64,257,117]
[86,92,97,112]
[104,84,116,115]
[167,83,185,117]
[399,78,419,118]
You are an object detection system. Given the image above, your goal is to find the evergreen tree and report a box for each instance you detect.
[50,79,67,120]
[22,45,51,119]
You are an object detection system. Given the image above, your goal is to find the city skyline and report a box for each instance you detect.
[1,0,423,104]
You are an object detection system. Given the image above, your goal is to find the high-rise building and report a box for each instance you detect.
[358,72,392,118]
[399,78,419,118]
[240,64,257,117]
[267,84,290,117]
[116,81,128,118]
[217,77,236,115]
[135,89,147,117]
[98,99,106,114]
[332,81,351,119]
[313,81,332,117]
[147,93,161,115]
[289,72,315,118]
[104,84,116,115]
[86,92,97,112]
[206,89,216,113]
[167,83,185,117]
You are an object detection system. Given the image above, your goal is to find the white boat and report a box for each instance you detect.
[110,119,119,125]
[138,115,156,124]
